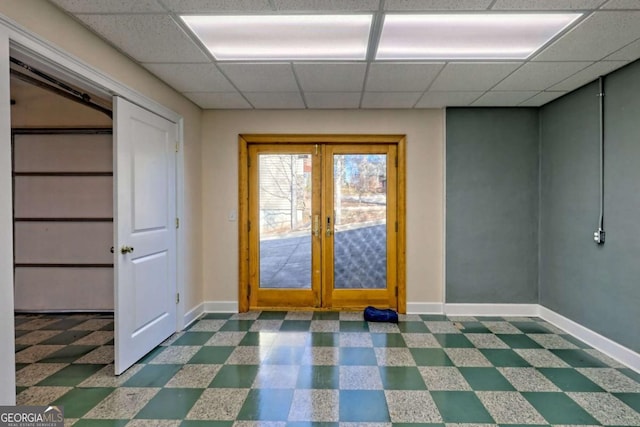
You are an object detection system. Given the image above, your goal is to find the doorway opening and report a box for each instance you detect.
[239,135,406,313]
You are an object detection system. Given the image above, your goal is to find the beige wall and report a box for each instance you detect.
[202,109,444,305]
[0,0,203,311]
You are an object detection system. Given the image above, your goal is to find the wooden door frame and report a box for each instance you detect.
[238,134,406,313]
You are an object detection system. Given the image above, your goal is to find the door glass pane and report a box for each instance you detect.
[333,154,387,289]
[259,153,312,289]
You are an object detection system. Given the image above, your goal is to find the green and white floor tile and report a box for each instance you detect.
[14,312,640,426]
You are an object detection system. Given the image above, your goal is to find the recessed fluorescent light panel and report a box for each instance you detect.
[181,14,373,61]
[376,13,581,60]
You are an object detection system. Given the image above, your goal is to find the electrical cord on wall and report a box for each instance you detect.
[594,76,605,245]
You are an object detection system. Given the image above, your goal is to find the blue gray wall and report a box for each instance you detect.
[446,108,539,303]
[540,61,640,352]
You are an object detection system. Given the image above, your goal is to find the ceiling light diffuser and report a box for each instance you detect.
[181,15,373,61]
[376,13,581,60]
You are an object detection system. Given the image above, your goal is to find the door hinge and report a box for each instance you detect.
[175,143,179,153]
[176,293,180,304]
[176,218,180,228]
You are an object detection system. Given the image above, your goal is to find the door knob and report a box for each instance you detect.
[120,245,134,254]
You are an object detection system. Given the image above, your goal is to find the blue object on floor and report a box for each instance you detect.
[364,306,399,323]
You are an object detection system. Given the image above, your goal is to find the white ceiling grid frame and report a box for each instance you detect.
[273,0,382,11]
[361,91,423,108]
[548,60,629,90]
[293,63,368,92]
[305,92,363,108]
[472,91,540,106]
[490,0,608,10]
[49,0,166,13]
[158,0,273,13]
[518,91,568,106]
[601,0,640,9]
[606,38,640,60]
[217,63,299,92]
[415,91,485,108]
[183,91,253,109]
[243,92,306,109]
[142,63,236,92]
[384,0,494,10]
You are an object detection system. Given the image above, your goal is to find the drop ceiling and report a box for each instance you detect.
[49,0,640,109]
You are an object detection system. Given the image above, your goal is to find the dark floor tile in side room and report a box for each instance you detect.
[15,363,29,372]
[496,334,543,349]
[40,330,91,345]
[339,347,377,365]
[550,349,609,367]
[480,349,531,367]
[419,314,448,321]
[16,386,28,395]
[286,423,340,427]
[430,391,495,423]
[379,366,427,390]
[310,332,339,347]
[522,391,600,425]
[560,334,592,349]
[41,318,88,330]
[371,333,407,347]
[458,322,491,333]
[511,321,554,334]
[180,422,233,427]
[397,321,429,333]
[135,388,203,419]
[14,344,29,353]
[99,322,114,331]
[613,393,640,412]
[475,316,505,321]
[15,329,29,338]
[312,311,340,320]
[123,364,183,387]
[188,346,234,364]
[264,346,305,364]
[237,388,293,421]
[258,311,287,320]
[40,345,98,363]
[53,387,114,418]
[171,332,215,346]
[433,333,474,348]
[458,367,516,391]
[202,313,233,320]
[280,320,311,331]
[37,363,104,386]
[339,390,390,422]
[219,320,255,331]
[209,364,259,388]
[409,348,454,366]
[339,321,369,332]
[391,424,444,427]
[296,365,339,389]
[538,367,605,392]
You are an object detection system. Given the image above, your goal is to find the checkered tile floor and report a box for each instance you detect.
[15,311,640,426]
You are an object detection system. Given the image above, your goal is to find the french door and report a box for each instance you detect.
[242,135,404,311]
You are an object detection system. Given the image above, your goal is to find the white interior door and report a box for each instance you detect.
[114,96,177,375]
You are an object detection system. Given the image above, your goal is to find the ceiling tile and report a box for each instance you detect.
[491,0,606,10]
[384,0,492,10]
[415,91,483,107]
[50,0,165,13]
[533,11,640,61]
[429,62,522,91]
[158,0,273,13]
[305,92,362,108]
[548,60,628,90]
[217,64,299,92]
[472,91,540,106]
[76,14,210,63]
[493,61,592,90]
[294,63,367,92]
[183,92,252,109]
[365,63,444,92]
[518,91,567,106]
[274,0,380,11]
[244,92,305,109]
[605,38,640,60]
[601,0,640,9]
[361,92,422,108]
[143,63,235,92]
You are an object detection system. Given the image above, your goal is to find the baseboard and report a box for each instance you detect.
[203,300,239,313]
[183,302,204,328]
[444,303,539,317]
[539,305,640,373]
[406,302,444,314]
